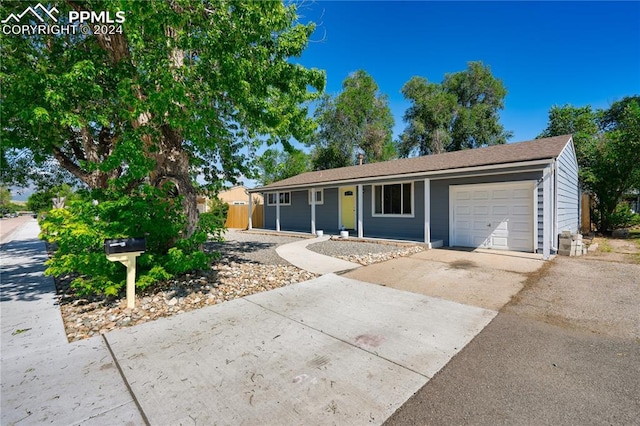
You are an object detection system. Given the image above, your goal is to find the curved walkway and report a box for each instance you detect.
[275,235,361,274]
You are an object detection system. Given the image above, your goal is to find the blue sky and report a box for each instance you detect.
[294,0,640,143]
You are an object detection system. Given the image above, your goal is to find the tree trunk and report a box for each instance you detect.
[149,125,199,237]
[69,1,199,236]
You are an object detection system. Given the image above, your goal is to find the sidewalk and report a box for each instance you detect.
[1,219,497,425]
[1,219,144,425]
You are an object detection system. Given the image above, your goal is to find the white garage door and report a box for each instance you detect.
[450,182,535,252]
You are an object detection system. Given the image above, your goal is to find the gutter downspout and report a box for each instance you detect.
[542,165,553,260]
[552,159,558,252]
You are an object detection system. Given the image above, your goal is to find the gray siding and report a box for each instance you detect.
[280,190,310,232]
[430,180,451,245]
[263,192,275,230]
[262,188,339,233]
[362,180,425,241]
[556,141,580,234]
[316,188,339,232]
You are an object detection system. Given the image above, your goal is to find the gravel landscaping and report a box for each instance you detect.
[58,230,315,342]
[56,230,424,342]
[308,238,425,265]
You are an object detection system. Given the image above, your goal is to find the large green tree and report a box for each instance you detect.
[310,70,395,170]
[539,96,640,232]
[399,61,512,157]
[256,147,311,185]
[1,0,325,235]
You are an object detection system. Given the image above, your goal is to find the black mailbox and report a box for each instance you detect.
[104,238,146,254]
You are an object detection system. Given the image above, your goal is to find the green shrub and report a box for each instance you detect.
[205,197,229,233]
[40,185,217,297]
[607,203,640,230]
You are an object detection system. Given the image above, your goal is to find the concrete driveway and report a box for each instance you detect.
[3,221,502,425]
[104,274,496,425]
[345,248,545,311]
[384,253,640,425]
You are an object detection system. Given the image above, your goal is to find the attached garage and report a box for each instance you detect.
[450,182,535,252]
[253,135,580,260]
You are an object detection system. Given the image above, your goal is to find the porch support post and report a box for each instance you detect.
[248,192,253,230]
[276,192,281,232]
[424,178,432,249]
[311,188,316,235]
[542,166,552,260]
[357,184,363,238]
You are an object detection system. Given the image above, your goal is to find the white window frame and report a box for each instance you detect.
[371,181,415,218]
[267,192,291,206]
[308,189,324,205]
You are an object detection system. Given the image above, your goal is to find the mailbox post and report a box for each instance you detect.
[105,238,146,309]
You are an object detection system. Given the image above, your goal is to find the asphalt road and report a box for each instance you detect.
[384,255,640,425]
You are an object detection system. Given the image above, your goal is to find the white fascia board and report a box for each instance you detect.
[251,159,555,192]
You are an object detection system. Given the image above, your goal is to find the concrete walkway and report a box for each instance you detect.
[276,235,361,274]
[1,219,497,425]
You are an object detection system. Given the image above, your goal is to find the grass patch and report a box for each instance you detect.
[599,240,613,253]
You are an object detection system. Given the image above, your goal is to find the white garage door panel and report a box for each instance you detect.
[492,236,508,247]
[451,182,534,252]
[511,221,530,232]
[493,206,508,215]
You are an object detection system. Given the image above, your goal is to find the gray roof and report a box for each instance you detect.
[255,135,572,191]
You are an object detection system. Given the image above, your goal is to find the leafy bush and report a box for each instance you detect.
[608,203,640,230]
[40,185,217,297]
[207,197,229,228]
[201,197,228,235]
[592,202,640,232]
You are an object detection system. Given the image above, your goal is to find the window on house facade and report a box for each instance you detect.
[267,192,291,206]
[308,189,323,205]
[373,182,413,216]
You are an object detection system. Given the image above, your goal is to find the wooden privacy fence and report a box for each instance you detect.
[581,193,592,233]
[225,204,263,229]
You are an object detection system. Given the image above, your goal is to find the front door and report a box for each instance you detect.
[341,186,356,229]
